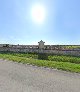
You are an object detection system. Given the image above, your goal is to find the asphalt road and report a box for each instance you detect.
[0,59,80,92]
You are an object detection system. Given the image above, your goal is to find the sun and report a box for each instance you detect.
[31,4,46,24]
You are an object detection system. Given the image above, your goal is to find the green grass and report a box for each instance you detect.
[62,45,80,49]
[2,53,80,64]
[0,53,80,73]
[48,55,80,64]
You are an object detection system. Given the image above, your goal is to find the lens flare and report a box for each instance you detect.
[31,4,46,24]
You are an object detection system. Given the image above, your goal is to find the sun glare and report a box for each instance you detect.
[31,4,46,24]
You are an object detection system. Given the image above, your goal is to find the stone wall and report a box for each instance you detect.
[0,45,80,56]
[0,40,80,56]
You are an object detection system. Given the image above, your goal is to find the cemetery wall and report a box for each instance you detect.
[0,44,80,56]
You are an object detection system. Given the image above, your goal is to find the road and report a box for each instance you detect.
[0,59,80,92]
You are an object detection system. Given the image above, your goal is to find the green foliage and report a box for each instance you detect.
[0,53,80,73]
[65,45,80,49]
[38,53,48,60]
[0,52,38,59]
[48,55,80,64]
[1,52,80,64]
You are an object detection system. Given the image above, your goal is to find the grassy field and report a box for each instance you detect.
[48,55,80,64]
[0,53,80,73]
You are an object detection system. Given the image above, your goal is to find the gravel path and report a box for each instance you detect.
[0,59,80,92]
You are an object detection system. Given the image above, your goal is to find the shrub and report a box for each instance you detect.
[38,53,48,60]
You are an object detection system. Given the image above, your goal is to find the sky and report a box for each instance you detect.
[0,0,80,45]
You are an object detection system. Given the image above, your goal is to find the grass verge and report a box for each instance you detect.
[0,53,80,73]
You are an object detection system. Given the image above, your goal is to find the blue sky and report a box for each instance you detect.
[0,0,80,45]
